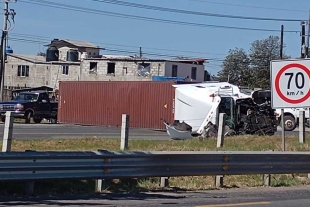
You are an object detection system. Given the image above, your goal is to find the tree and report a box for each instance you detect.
[249,35,290,89]
[217,48,251,87]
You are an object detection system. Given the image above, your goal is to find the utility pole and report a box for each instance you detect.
[139,47,142,58]
[280,25,285,151]
[301,21,306,58]
[0,0,16,102]
[307,10,310,58]
[280,25,284,59]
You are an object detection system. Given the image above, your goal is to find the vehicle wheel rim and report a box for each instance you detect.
[285,120,293,129]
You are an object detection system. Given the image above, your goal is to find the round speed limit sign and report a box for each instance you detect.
[271,61,310,108]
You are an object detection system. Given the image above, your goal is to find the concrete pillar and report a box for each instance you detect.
[120,114,129,150]
[2,111,14,152]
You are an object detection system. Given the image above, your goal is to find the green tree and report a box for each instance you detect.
[217,48,251,87]
[249,35,290,89]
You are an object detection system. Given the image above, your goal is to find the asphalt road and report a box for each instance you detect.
[1,186,310,206]
[0,123,308,140]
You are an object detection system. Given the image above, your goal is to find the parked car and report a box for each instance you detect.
[0,91,58,123]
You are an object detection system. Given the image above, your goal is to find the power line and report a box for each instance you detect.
[91,0,306,22]
[8,35,228,61]
[6,34,294,66]
[10,32,227,56]
[9,36,274,69]
[19,0,300,33]
[9,32,227,57]
[8,34,290,67]
[7,33,293,66]
[187,0,308,13]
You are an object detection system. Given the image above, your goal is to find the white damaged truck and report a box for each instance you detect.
[163,82,278,139]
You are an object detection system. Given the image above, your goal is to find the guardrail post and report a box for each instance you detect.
[96,179,108,193]
[263,174,271,186]
[299,111,305,144]
[160,177,169,187]
[120,114,129,150]
[215,113,225,188]
[217,113,226,148]
[24,181,34,195]
[263,150,272,187]
[215,175,224,188]
[2,111,14,152]
[24,150,35,195]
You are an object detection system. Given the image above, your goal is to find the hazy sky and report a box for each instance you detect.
[6,0,309,75]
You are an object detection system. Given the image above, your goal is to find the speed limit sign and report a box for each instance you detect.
[271,59,310,108]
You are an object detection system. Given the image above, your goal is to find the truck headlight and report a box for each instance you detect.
[14,104,24,110]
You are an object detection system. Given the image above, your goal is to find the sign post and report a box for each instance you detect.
[281,108,285,151]
[271,60,310,151]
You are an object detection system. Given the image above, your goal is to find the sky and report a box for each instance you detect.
[4,0,310,76]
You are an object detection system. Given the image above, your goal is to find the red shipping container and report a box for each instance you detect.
[58,81,179,129]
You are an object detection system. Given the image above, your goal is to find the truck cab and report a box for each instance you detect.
[0,91,58,123]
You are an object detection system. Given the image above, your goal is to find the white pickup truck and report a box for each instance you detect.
[275,108,310,131]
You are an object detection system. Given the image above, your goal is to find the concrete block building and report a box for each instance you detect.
[80,56,207,82]
[4,38,100,89]
[3,38,210,91]
[4,53,80,89]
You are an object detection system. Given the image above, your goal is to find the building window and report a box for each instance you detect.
[62,65,69,75]
[191,67,197,80]
[107,62,115,74]
[172,65,178,77]
[137,63,151,77]
[17,65,29,77]
[123,67,128,75]
[90,62,97,72]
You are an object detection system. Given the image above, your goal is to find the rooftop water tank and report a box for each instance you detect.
[81,52,88,60]
[66,49,79,62]
[46,46,59,62]
[6,46,13,54]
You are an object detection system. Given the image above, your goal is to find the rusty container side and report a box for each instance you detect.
[58,81,176,129]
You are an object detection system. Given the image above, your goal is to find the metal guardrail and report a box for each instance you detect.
[1,150,310,181]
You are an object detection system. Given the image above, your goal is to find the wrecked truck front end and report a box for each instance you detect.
[249,90,278,135]
[235,97,278,136]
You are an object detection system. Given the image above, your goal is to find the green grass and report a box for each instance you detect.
[2,135,310,196]
[9,134,310,152]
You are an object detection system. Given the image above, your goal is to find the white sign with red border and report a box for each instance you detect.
[271,59,310,109]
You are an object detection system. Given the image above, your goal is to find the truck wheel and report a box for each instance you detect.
[33,118,42,124]
[25,111,32,124]
[283,115,296,131]
[50,118,57,124]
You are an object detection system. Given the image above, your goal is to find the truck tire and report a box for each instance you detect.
[50,117,57,124]
[283,115,296,131]
[33,118,42,124]
[25,111,32,124]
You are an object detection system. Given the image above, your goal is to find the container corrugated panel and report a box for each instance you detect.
[58,81,177,129]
